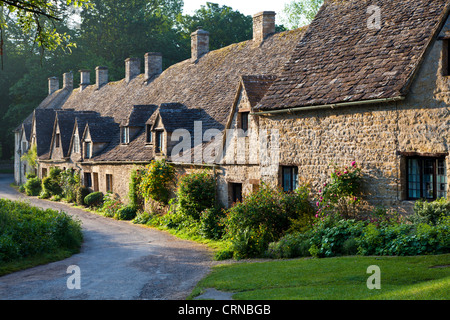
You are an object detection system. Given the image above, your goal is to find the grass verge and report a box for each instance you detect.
[190,254,450,300]
[0,249,79,276]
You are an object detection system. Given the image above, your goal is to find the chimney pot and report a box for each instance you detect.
[48,77,59,95]
[253,11,276,43]
[125,57,141,83]
[145,52,162,81]
[95,66,108,89]
[79,70,91,91]
[191,28,209,61]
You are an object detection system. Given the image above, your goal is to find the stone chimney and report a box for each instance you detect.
[125,57,141,83]
[79,70,90,91]
[95,66,108,89]
[63,71,73,91]
[253,11,276,43]
[145,52,162,81]
[48,77,59,95]
[191,27,209,61]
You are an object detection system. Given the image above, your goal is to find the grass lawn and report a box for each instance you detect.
[191,254,450,300]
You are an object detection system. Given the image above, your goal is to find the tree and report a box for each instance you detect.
[282,0,324,29]
[177,2,252,51]
[0,0,91,62]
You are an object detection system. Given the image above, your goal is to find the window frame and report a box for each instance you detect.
[121,127,130,144]
[281,166,299,193]
[106,174,113,193]
[240,111,249,132]
[155,130,164,154]
[55,133,60,148]
[85,141,92,159]
[84,172,92,188]
[146,125,152,144]
[406,156,447,201]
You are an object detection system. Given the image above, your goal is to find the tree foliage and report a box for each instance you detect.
[0,0,259,160]
[282,0,324,29]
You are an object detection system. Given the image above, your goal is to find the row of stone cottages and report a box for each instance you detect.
[14,0,450,214]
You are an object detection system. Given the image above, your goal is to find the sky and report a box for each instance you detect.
[183,0,290,19]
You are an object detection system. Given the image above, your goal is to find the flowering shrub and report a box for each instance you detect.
[315,161,362,218]
[138,160,175,205]
[100,192,123,218]
[225,184,314,259]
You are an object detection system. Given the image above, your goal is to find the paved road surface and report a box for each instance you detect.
[0,174,214,300]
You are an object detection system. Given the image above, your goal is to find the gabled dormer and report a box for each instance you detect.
[29,108,57,161]
[222,75,276,165]
[80,116,119,160]
[120,105,158,145]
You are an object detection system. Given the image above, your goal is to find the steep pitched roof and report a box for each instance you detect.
[54,27,305,128]
[257,0,450,111]
[32,109,57,159]
[33,27,305,163]
[241,75,277,108]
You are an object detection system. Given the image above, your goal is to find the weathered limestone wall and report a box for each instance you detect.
[257,20,450,214]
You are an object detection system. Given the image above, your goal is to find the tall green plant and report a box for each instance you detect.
[20,144,37,170]
[176,170,216,220]
[138,160,175,205]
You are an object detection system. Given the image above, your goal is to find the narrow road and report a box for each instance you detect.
[0,174,214,300]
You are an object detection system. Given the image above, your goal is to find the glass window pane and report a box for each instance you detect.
[408,159,421,199]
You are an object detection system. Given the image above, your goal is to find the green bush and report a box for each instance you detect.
[225,184,314,259]
[138,160,175,205]
[60,169,80,203]
[84,191,104,208]
[199,206,227,240]
[76,186,90,206]
[411,198,450,225]
[176,170,216,220]
[42,176,62,197]
[269,214,450,259]
[115,205,137,221]
[307,215,366,258]
[24,177,42,196]
[0,199,83,262]
[267,232,312,259]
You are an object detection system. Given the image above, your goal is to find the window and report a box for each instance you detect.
[230,183,243,204]
[121,127,130,144]
[106,174,113,193]
[155,130,164,153]
[85,142,92,159]
[240,112,249,132]
[282,166,299,192]
[146,125,152,143]
[73,134,80,153]
[55,134,60,148]
[22,141,27,154]
[407,157,447,200]
[93,172,99,192]
[84,173,92,188]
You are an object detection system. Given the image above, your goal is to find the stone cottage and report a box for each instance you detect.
[14,0,450,213]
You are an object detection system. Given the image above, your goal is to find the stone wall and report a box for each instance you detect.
[256,20,450,214]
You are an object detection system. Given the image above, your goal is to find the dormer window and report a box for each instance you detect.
[155,130,164,153]
[73,133,80,153]
[121,127,130,144]
[55,134,60,148]
[240,112,249,132]
[85,142,92,159]
[146,125,152,144]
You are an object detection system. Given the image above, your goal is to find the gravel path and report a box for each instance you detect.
[0,174,215,300]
